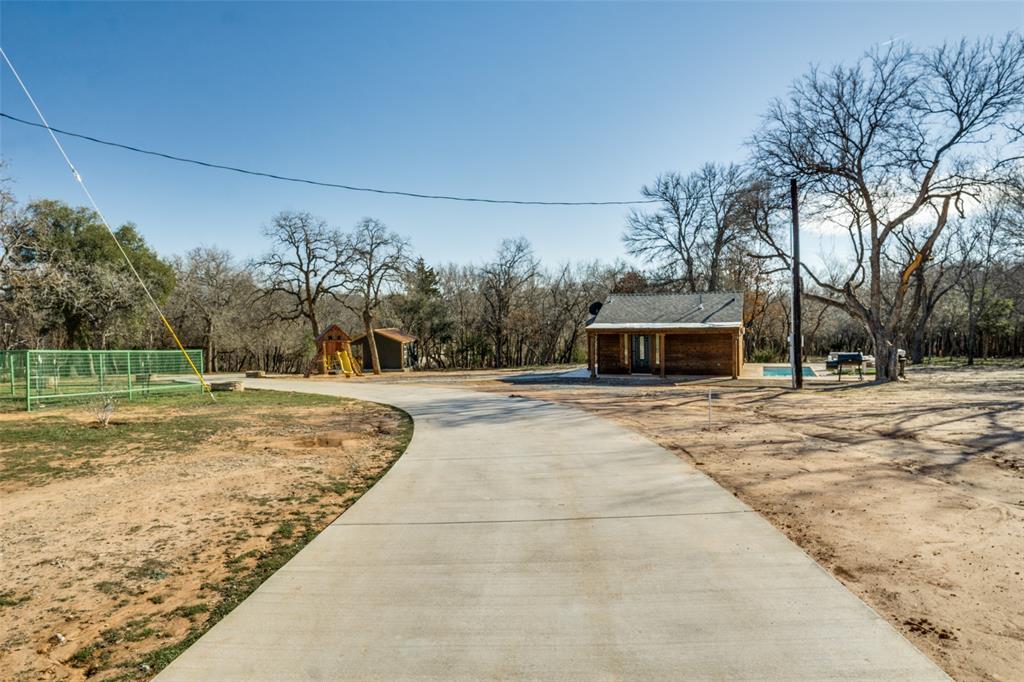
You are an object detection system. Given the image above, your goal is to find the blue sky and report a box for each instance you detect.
[1,1,1020,269]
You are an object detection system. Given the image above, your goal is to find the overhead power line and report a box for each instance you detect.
[0,111,658,206]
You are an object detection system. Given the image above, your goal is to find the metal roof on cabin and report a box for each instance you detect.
[589,292,744,326]
[351,327,417,344]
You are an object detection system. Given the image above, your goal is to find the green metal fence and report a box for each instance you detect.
[0,349,204,411]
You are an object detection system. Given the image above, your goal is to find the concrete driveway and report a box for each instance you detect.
[158,379,947,681]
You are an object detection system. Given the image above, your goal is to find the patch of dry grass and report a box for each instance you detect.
[0,389,412,681]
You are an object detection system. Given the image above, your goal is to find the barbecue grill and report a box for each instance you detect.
[825,352,864,370]
[826,352,866,381]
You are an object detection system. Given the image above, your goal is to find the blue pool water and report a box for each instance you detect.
[763,366,816,377]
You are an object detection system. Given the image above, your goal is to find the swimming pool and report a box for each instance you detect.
[762,366,817,377]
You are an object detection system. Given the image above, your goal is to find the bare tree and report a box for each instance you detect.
[624,172,702,291]
[752,35,1024,381]
[0,169,24,277]
[624,163,749,292]
[172,247,254,372]
[254,210,350,348]
[480,238,538,367]
[536,262,609,364]
[903,232,964,364]
[0,173,38,349]
[342,218,410,375]
[957,200,1015,364]
[438,263,487,368]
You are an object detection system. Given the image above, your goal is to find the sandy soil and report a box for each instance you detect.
[0,392,410,681]
[478,364,1024,682]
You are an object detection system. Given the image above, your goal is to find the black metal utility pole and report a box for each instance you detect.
[790,178,803,389]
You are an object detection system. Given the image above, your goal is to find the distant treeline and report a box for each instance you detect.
[3,34,1023,381]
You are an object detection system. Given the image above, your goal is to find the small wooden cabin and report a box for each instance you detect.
[315,324,351,372]
[586,292,745,378]
[351,328,417,371]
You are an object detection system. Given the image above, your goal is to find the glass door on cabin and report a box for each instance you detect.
[630,334,651,373]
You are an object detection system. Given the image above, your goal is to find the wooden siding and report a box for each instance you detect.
[665,332,736,376]
[596,334,628,374]
[591,328,743,376]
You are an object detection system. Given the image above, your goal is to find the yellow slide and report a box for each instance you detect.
[336,350,363,377]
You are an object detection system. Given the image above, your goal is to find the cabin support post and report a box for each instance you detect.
[586,333,591,374]
[659,333,666,378]
[732,330,739,379]
[587,333,596,379]
[623,333,631,375]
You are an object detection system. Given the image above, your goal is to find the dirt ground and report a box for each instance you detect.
[3,367,1020,681]
[478,364,1024,682]
[0,390,411,681]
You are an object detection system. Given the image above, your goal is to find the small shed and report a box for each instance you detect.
[586,292,745,378]
[351,328,417,371]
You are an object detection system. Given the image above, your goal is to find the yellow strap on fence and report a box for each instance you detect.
[160,315,212,394]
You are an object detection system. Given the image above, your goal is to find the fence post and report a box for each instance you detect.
[25,351,31,412]
[9,354,14,397]
[127,351,133,400]
[197,350,204,394]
